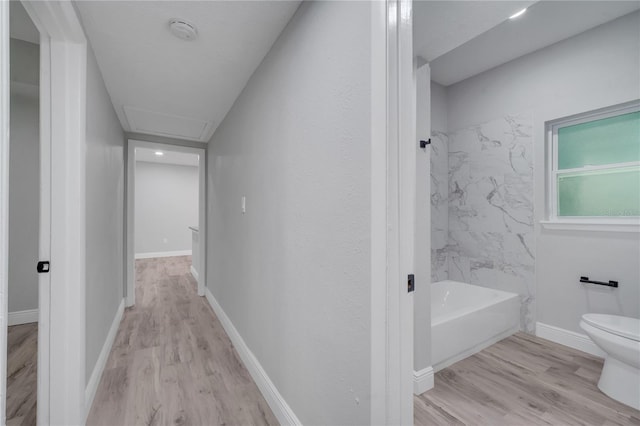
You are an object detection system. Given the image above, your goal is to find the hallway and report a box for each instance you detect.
[87,256,277,425]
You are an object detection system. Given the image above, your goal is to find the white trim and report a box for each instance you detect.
[8,309,39,326]
[540,220,640,233]
[369,1,414,423]
[18,2,88,424]
[413,366,434,395]
[397,0,416,423]
[0,2,10,422]
[204,288,301,426]
[433,326,519,373]
[36,33,52,426]
[84,299,124,422]
[536,322,605,358]
[190,265,199,281]
[546,100,640,227]
[126,139,206,307]
[135,249,192,259]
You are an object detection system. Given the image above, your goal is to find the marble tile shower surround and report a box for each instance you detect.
[430,130,449,283]
[430,113,535,332]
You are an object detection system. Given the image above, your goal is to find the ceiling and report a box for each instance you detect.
[10,1,39,44]
[416,1,640,86]
[136,147,199,167]
[413,1,536,63]
[76,1,301,143]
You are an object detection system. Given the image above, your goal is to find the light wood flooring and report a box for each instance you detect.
[6,322,37,426]
[416,332,640,426]
[87,256,278,426]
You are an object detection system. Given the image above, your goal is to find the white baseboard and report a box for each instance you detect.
[8,309,38,326]
[413,366,434,395]
[135,249,192,259]
[536,322,605,358]
[85,299,125,421]
[190,265,199,280]
[204,288,301,425]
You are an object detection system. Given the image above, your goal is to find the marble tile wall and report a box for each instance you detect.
[430,113,536,332]
[430,130,449,283]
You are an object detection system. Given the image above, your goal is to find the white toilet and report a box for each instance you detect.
[580,314,640,410]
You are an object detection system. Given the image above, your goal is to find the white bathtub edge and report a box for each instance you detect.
[433,325,519,373]
[535,322,605,359]
[413,366,434,395]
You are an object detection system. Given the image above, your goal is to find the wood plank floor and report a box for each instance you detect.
[87,256,278,426]
[416,332,640,426]
[6,322,37,426]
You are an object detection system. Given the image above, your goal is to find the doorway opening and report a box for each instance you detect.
[125,140,206,307]
[6,2,40,423]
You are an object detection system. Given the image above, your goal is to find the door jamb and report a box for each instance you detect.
[3,1,89,424]
[125,139,207,307]
[0,2,10,421]
[370,0,415,424]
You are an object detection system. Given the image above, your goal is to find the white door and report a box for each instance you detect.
[0,1,11,422]
[37,36,52,424]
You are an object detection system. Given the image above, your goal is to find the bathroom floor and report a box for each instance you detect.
[6,323,37,426]
[415,332,640,425]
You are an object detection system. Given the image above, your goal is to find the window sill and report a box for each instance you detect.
[540,220,640,233]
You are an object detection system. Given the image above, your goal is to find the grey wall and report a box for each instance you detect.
[207,2,371,424]
[414,65,432,372]
[444,11,640,334]
[8,39,39,313]
[134,161,198,254]
[85,45,125,384]
[10,38,38,86]
[430,82,449,283]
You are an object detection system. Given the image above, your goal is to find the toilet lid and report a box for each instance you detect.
[582,314,640,342]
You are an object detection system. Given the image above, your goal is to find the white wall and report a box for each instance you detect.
[445,12,640,334]
[85,44,125,384]
[430,81,449,283]
[430,82,447,133]
[207,2,371,424]
[134,161,198,255]
[414,65,431,372]
[8,39,39,314]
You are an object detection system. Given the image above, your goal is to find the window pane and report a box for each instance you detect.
[558,111,640,170]
[557,166,640,216]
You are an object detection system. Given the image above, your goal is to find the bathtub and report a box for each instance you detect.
[432,280,520,372]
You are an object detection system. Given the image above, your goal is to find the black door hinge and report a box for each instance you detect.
[37,261,50,273]
[419,139,431,148]
[408,274,415,292]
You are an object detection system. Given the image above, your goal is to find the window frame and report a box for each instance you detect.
[543,100,640,232]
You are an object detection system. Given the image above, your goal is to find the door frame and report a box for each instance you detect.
[370,0,415,424]
[2,1,89,424]
[125,139,207,307]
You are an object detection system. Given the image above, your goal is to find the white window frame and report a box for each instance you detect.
[542,100,640,232]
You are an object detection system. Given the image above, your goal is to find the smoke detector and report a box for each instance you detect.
[168,18,198,41]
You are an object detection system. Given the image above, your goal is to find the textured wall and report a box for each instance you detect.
[8,91,39,313]
[85,44,125,384]
[206,2,372,423]
[135,161,198,255]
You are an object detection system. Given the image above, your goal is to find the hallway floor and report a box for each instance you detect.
[6,323,37,426]
[415,332,640,425]
[87,256,278,425]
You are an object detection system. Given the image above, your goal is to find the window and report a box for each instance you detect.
[544,101,640,231]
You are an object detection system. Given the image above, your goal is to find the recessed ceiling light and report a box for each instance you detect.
[509,8,527,19]
[168,18,198,41]
[155,151,164,156]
